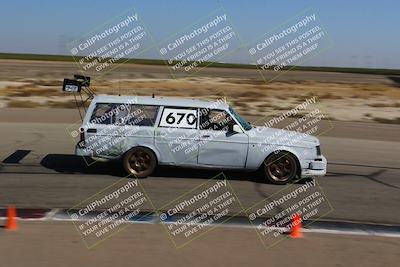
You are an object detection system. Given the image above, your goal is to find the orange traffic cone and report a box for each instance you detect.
[5,206,17,231]
[290,213,303,238]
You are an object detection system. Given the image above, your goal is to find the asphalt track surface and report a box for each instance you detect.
[1,108,399,225]
[1,221,400,267]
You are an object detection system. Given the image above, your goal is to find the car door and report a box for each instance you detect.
[197,109,249,167]
[117,104,159,154]
[154,106,199,165]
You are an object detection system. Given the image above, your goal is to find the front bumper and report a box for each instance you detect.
[301,155,327,177]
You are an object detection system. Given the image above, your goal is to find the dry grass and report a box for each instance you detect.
[22,79,63,87]
[374,117,400,124]
[368,102,400,108]
[1,76,400,123]
[6,87,60,97]
[8,100,41,108]
[318,93,343,100]
[46,101,77,109]
[46,100,91,109]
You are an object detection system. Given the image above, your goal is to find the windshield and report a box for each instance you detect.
[229,106,252,131]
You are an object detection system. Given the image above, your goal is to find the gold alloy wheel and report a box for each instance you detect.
[265,152,297,184]
[124,147,156,177]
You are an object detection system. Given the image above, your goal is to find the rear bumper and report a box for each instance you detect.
[75,144,93,157]
[301,155,327,177]
[75,144,119,160]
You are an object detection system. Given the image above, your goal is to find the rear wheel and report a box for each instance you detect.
[264,152,298,185]
[123,147,156,178]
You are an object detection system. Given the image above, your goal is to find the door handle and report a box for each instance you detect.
[201,135,210,138]
[87,128,97,133]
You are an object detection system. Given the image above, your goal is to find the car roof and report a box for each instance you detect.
[92,94,229,109]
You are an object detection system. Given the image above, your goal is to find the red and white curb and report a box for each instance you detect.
[1,208,400,238]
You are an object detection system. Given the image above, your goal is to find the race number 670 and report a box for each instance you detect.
[160,108,197,128]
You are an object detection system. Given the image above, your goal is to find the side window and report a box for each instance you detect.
[199,109,236,131]
[89,103,158,126]
[126,105,158,126]
[89,103,117,125]
[159,107,197,129]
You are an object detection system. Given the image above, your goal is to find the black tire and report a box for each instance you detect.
[263,151,298,185]
[123,147,157,178]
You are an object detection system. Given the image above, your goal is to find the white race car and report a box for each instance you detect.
[75,95,327,184]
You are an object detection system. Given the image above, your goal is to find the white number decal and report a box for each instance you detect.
[159,108,197,128]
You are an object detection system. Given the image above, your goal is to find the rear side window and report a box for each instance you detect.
[126,105,158,126]
[89,103,158,126]
[89,103,117,125]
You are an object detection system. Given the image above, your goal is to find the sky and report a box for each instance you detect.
[0,0,399,69]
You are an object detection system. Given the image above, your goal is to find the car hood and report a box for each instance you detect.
[247,126,319,148]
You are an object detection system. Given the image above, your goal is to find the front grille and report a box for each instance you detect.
[316,145,321,156]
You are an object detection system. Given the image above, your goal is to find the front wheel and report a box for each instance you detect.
[263,152,298,185]
[123,147,157,178]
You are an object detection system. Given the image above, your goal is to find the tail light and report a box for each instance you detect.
[79,127,85,147]
[316,145,321,156]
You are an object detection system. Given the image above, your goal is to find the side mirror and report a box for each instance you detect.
[233,124,243,133]
[228,124,243,133]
